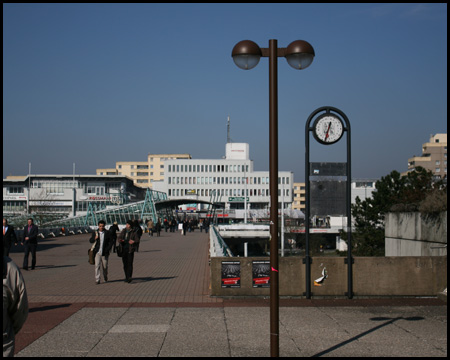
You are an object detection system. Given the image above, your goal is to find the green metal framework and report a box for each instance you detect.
[39,189,167,228]
[8,189,225,230]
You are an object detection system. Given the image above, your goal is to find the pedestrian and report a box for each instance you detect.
[21,218,38,271]
[155,219,161,237]
[3,253,28,357]
[89,220,113,284]
[182,219,188,236]
[199,219,203,233]
[118,220,140,283]
[3,218,18,257]
[204,219,210,233]
[147,219,154,236]
[109,222,120,253]
[170,218,177,233]
[163,218,168,232]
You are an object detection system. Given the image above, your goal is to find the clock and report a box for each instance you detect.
[312,113,344,145]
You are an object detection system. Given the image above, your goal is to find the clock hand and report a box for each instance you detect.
[325,122,331,141]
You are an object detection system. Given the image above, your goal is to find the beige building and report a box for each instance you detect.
[97,153,191,188]
[407,133,447,179]
[292,182,306,213]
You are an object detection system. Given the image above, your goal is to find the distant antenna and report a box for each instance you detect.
[227,115,231,143]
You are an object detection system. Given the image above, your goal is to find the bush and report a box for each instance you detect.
[419,188,447,219]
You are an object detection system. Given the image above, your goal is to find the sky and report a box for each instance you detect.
[3,3,447,182]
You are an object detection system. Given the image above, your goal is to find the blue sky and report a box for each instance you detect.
[3,3,447,182]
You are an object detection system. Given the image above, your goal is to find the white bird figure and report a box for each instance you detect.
[314,267,328,286]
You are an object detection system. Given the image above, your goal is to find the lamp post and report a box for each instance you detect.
[232,39,315,357]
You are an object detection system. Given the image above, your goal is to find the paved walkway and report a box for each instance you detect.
[9,229,216,304]
[7,230,447,357]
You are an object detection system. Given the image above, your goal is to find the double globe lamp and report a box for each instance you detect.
[232,39,314,70]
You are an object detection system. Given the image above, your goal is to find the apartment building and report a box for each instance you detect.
[407,133,447,179]
[97,153,191,188]
[292,182,306,213]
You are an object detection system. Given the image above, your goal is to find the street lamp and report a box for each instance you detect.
[232,39,314,357]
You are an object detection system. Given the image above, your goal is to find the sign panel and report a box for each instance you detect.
[310,162,347,177]
[3,196,27,201]
[221,261,241,288]
[29,201,68,206]
[228,197,249,202]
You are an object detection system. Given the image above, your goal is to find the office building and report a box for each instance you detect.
[152,143,293,211]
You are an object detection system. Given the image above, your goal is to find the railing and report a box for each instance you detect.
[11,225,92,241]
[210,225,234,257]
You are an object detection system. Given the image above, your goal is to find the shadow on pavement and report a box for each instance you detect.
[29,304,72,313]
[312,316,425,357]
[106,276,177,284]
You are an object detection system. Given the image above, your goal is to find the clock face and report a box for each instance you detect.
[313,114,344,145]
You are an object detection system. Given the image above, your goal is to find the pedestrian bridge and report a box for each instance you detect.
[36,189,220,229]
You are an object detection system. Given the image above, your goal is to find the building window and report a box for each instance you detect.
[8,186,24,194]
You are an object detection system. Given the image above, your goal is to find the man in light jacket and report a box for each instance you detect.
[89,220,114,285]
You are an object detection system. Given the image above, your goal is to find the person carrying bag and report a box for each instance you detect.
[88,220,113,285]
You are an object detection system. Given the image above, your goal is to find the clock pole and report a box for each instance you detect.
[305,106,352,299]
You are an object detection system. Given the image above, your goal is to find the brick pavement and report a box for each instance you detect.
[8,228,220,304]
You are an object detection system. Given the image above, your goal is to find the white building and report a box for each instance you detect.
[351,179,377,204]
[3,174,146,219]
[152,143,293,211]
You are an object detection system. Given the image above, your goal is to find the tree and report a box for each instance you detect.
[342,167,446,256]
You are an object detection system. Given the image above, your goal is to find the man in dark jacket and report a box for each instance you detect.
[22,218,38,270]
[89,220,114,284]
[118,220,140,283]
[3,218,18,257]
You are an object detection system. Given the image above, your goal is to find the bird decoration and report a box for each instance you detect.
[314,267,328,286]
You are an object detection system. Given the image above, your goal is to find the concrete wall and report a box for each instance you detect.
[210,256,447,297]
[385,212,447,256]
